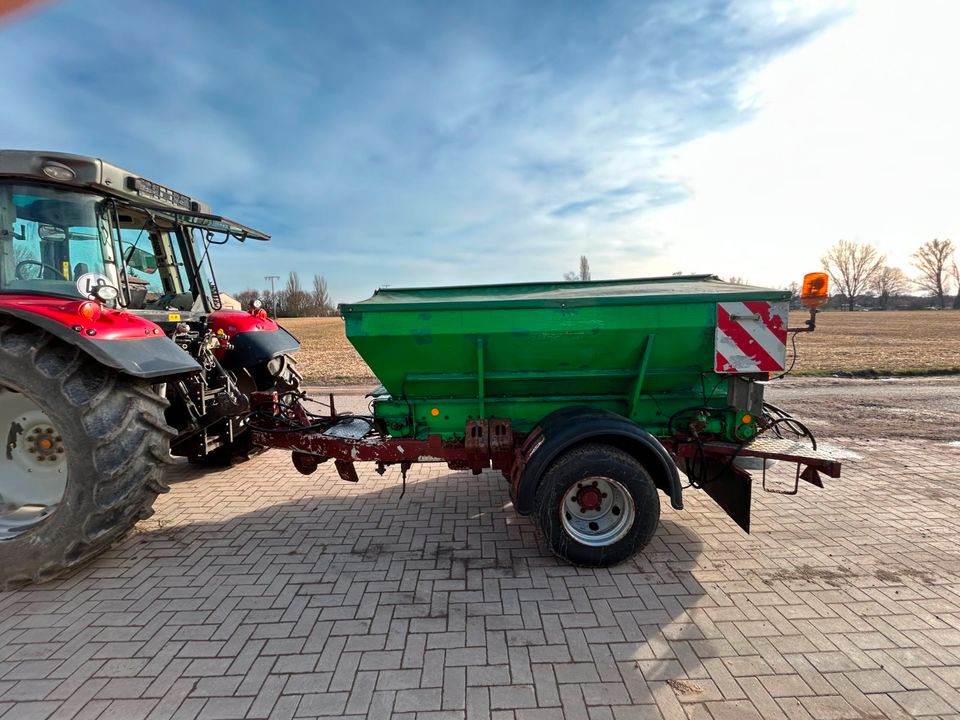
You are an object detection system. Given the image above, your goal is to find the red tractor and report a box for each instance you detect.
[0,150,300,587]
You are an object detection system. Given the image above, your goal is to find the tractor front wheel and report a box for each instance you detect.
[0,319,174,589]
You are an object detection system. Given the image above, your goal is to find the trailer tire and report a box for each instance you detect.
[0,319,174,589]
[534,443,660,566]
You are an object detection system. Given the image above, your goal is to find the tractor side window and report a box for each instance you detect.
[169,229,197,298]
[66,227,107,282]
[11,222,41,268]
[118,228,164,296]
[186,226,219,311]
[119,223,197,311]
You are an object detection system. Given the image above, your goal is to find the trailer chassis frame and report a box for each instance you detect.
[249,391,843,521]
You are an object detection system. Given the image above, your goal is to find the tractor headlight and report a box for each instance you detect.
[42,162,76,181]
[93,284,119,302]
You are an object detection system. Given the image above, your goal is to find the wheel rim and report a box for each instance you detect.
[0,387,67,540]
[560,476,636,547]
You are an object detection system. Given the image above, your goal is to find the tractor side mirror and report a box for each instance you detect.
[38,224,66,241]
[126,247,159,274]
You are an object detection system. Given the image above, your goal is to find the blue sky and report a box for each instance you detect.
[6,0,945,302]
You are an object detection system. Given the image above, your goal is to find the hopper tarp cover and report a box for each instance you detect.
[343,274,790,312]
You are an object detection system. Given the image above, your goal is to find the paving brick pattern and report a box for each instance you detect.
[2,436,960,719]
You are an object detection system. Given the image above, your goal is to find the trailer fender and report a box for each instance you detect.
[0,304,200,379]
[511,405,682,515]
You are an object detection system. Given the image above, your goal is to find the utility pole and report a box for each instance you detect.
[265,275,280,317]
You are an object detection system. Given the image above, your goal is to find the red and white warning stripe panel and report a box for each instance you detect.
[715,301,788,374]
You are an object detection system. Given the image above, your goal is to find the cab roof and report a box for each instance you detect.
[0,149,269,241]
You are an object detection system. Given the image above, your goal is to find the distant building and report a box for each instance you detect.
[218,293,242,310]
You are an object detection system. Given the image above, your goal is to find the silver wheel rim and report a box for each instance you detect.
[560,476,635,547]
[0,387,67,540]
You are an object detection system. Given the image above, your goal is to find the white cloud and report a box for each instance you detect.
[8,0,926,300]
[638,0,960,287]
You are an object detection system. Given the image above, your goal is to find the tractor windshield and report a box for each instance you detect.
[0,183,118,301]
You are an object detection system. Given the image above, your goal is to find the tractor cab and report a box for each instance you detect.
[0,150,299,466]
[0,150,268,330]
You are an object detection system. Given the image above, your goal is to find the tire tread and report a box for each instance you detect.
[0,317,175,589]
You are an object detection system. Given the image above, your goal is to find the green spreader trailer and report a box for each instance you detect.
[252,273,840,566]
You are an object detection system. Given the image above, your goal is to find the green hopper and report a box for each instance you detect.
[342,274,791,443]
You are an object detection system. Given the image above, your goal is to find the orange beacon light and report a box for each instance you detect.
[800,272,829,309]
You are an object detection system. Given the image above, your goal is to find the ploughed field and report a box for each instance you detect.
[281,316,375,385]
[788,309,960,376]
[280,310,960,384]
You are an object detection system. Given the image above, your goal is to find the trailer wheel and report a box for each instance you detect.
[534,443,660,566]
[0,320,174,589]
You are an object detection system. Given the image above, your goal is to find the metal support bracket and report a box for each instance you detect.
[761,461,800,495]
[476,338,485,419]
[334,459,359,483]
[627,334,655,419]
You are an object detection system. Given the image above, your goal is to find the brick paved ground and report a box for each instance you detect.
[2,427,960,718]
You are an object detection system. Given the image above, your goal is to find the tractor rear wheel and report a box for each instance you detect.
[0,319,174,589]
[534,443,660,566]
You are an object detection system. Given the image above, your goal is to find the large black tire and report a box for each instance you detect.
[0,319,174,589]
[534,443,660,566]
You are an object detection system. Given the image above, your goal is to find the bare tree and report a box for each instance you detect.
[312,274,334,316]
[870,266,910,311]
[821,240,885,311]
[726,276,748,285]
[283,271,310,317]
[261,288,278,316]
[564,255,591,281]
[779,281,800,307]
[235,288,260,310]
[912,239,955,309]
[952,260,960,310]
[14,243,37,264]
